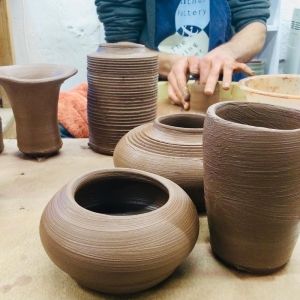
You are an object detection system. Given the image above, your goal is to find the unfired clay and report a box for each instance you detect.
[0,64,77,156]
[203,101,300,273]
[87,42,158,155]
[40,168,199,294]
[114,113,204,211]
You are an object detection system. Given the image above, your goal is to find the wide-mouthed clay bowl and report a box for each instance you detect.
[40,168,199,294]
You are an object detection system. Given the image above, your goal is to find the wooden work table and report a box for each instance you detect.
[0,138,300,300]
[1,86,300,299]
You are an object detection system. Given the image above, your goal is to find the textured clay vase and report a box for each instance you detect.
[204,101,300,273]
[40,168,199,294]
[114,113,204,211]
[0,117,3,153]
[87,42,158,155]
[0,64,77,156]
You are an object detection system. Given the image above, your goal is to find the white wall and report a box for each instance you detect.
[8,0,105,89]
[7,0,300,82]
[280,0,300,59]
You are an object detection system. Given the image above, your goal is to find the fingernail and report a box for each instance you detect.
[183,102,190,110]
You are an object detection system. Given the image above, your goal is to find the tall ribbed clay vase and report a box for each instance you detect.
[204,101,300,273]
[40,168,199,294]
[0,64,77,156]
[114,113,204,211]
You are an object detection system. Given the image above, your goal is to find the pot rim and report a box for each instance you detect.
[64,168,177,219]
[207,101,300,133]
[239,74,300,100]
[155,113,205,133]
[0,64,78,84]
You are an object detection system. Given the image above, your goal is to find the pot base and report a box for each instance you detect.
[212,250,288,275]
[74,269,175,295]
[88,142,114,156]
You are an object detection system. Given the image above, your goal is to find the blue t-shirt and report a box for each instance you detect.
[156,0,210,57]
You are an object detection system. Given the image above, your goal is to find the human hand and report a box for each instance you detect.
[197,44,254,95]
[167,44,254,110]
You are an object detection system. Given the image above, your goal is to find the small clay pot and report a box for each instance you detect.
[40,168,199,294]
[0,117,3,153]
[203,101,300,273]
[0,64,77,156]
[114,113,204,211]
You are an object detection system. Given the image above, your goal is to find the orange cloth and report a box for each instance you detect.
[58,83,89,138]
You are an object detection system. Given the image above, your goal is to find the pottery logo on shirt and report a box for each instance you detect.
[159,0,210,56]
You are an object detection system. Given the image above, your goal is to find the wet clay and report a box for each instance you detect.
[114,113,205,211]
[87,42,158,155]
[39,168,199,294]
[0,117,3,153]
[203,101,300,273]
[0,64,77,156]
[189,82,220,112]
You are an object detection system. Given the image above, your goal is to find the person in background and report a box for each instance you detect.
[95,0,270,110]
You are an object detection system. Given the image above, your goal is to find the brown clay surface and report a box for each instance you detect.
[203,101,300,273]
[0,64,77,156]
[87,42,158,155]
[40,168,199,294]
[114,113,205,211]
[1,139,300,300]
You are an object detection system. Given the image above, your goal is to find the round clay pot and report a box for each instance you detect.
[0,64,77,156]
[114,113,204,211]
[203,101,300,273]
[40,168,199,294]
[0,117,3,153]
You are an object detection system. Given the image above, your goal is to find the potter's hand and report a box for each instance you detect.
[167,45,253,110]
[167,56,196,111]
[198,44,254,95]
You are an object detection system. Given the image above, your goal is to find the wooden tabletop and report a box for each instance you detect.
[0,138,299,300]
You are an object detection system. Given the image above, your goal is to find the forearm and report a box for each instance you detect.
[222,22,267,63]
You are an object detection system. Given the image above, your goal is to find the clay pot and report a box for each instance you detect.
[189,82,220,112]
[0,64,77,156]
[114,113,205,211]
[203,101,300,273]
[87,42,158,155]
[239,74,300,109]
[40,168,199,294]
[0,117,3,153]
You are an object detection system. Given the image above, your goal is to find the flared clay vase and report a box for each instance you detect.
[0,64,77,157]
[204,101,300,274]
[40,168,199,294]
[114,113,205,211]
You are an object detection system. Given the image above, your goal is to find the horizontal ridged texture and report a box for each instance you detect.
[203,102,300,273]
[114,113,205,211]
[40,168,199,294]
[87,42,158,155]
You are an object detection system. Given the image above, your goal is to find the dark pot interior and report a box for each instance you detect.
[216,103,300,130]
[159,114,204,129]
[75,174,169,215]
